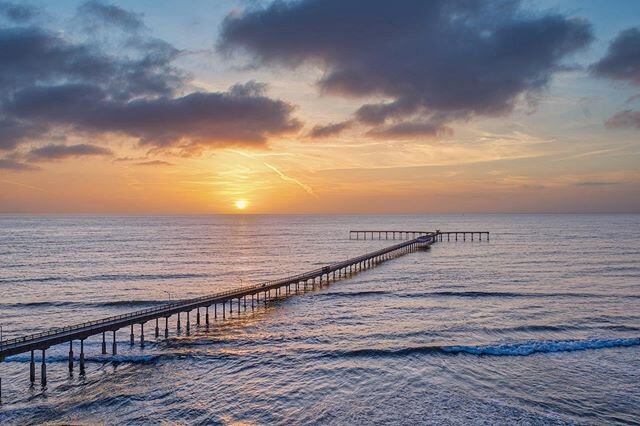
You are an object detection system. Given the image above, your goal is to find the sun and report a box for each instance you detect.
[234,199,249,210]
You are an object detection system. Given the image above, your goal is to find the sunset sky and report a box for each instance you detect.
[0,0,639,213]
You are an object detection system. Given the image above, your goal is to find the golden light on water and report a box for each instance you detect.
[234,200,249,210]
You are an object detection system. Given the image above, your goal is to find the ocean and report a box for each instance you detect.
[0,214,639,425]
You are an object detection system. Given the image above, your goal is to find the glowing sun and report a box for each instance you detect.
[234,200,249,210]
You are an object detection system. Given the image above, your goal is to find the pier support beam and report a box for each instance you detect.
[197,308,200,325]
[112,330,117,355]
[223,301,226,319]
[41,349,47,387]
[186,312,190,334]
[140,323,145,347]
[155,318,159,338]
[102,332,107,354]
[177,313,181,331]
[68,341,74,373]
[206,306,210,326]
[79,340,85,376]
[130,325,134,345]
[30,350,35,384]
[165,317,169,338]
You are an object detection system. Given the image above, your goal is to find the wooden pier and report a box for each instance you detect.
[350,230,489,241]
[0,229,487,400]
[350,230,432,240]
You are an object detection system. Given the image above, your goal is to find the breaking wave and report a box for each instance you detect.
[325,337,640,358]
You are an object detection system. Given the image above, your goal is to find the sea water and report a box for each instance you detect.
[0,214,638,425]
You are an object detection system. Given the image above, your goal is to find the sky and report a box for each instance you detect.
[0,0,639,214]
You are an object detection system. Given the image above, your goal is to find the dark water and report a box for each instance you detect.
[0,214,639,425]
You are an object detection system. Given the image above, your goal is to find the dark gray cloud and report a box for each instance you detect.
[366,120,453,139]
[0,2,301,156]
[219,0,592,133]
[0,27,113,91]
[0,1,37,22]
[309,120,353,138]
[6,82,301,147]
[605,110,640,129]
[591,27,640,85]
[0,117,44,150]
[0,157,37,170]
[29,144,113,160]
[78,1,144,31]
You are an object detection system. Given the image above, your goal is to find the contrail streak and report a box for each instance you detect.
[0,180,45,192]
[262,162,316,197]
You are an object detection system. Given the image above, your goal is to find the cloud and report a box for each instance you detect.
[605,110,640,129]
[591,27,640,85]
[367,120,453,139]
[0,117,44,150]
[0,157,37,171]
[309,120,353,138]
[0,2,301,156]
[574,181,618,187]
[77,1,144,32]
[135,160,173,166]
[0,1,37,22]
[219,0,592,133]
[28,144,113,160]
[6,82,301,148]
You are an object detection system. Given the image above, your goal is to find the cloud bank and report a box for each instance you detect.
[219,0,592,136]
[0,1,301,168]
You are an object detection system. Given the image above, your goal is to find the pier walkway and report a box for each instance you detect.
[0,230,488,400]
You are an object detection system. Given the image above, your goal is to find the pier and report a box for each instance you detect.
[350,230,489,241]
[0,230,488,400]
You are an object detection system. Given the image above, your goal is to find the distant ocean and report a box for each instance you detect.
[1,214,639,425]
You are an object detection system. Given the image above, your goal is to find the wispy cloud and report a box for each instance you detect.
[0,179,44,191]
[135,160,173,167]
[262,162,316,196]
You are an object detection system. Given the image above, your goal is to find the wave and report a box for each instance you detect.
[416,291,640,299]
[1,300,169,309]
[4,354,162,364]
[326,337,640,358]
[0,273,210,285]
[324,290,389,298]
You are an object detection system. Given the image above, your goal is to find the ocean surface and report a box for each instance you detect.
[0,214,639,425]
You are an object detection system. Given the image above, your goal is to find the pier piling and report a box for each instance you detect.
[68,341,74,373]
[29,351,35,384]
[79,340,85,376]
[40,349,46,387]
